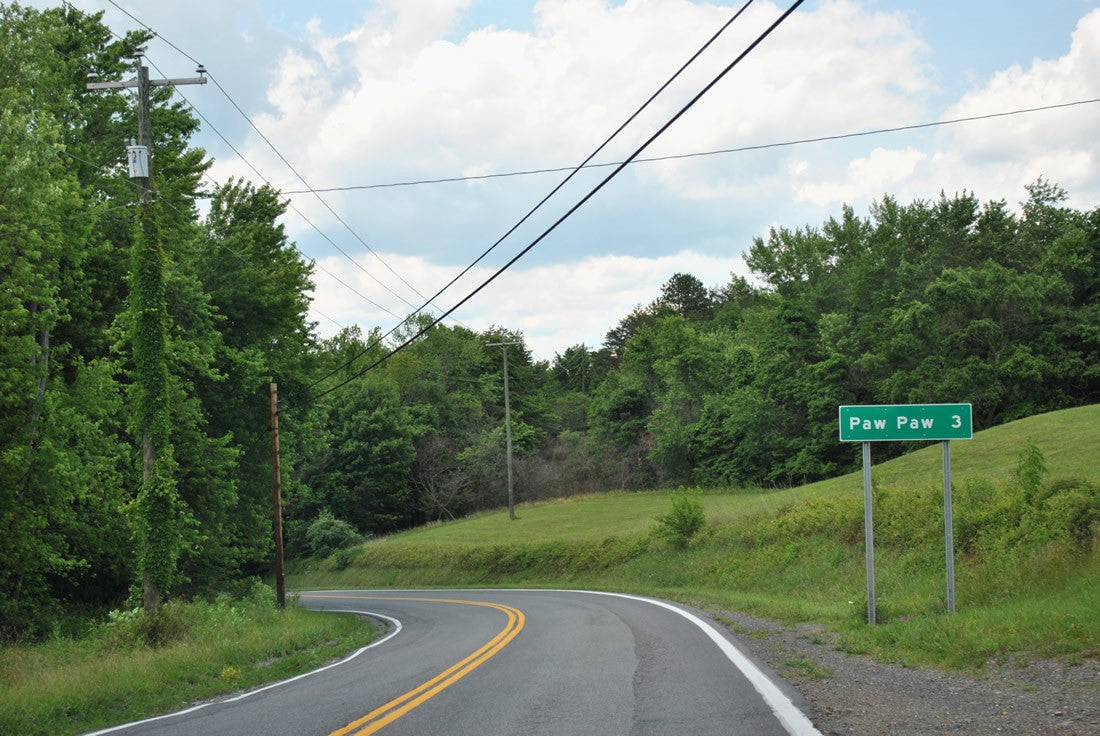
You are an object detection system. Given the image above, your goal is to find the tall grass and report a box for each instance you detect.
[0,585,377,736]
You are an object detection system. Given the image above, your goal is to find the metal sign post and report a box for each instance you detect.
[943,440,955,613]
[861,441,876,624]
[839,404,972,622]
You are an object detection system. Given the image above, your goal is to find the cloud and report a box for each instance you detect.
[69,0,1098,358]
[310,249,750,359]
[794,146,928,206]
[789,7,1100,211]
[214,0,936,230]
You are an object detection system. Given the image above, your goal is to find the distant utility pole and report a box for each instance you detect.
[487,341,519,520]
[270,383,286,609]
[86,51,207,614]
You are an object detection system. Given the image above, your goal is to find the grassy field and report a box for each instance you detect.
[291,404,1100,670]
[0,587,376,736]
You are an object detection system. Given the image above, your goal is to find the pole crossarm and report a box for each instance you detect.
[86,76,206,90]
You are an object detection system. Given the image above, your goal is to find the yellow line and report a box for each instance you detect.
[307,595,526,736]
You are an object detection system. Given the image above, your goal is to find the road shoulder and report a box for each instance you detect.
[709,608,1099,736]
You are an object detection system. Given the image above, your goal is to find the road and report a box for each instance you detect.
[90,589,821,736]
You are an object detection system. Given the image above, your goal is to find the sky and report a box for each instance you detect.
[54,0,1100,360]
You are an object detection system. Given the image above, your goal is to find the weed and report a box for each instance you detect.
[781,653,834,680]
[712,614,749,635]
[654,488,706,549]
[219,665,242,682]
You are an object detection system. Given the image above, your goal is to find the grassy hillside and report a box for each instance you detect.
[290,405,1100,669]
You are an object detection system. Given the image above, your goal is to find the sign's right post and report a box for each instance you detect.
[943,440,955,613]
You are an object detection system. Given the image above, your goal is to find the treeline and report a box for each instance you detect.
[1,3,1097,640]
[584,182,1099,488]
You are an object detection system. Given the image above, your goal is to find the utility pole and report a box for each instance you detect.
[87,51,207,614]
[487,341,519,520]
[270,383,286,609]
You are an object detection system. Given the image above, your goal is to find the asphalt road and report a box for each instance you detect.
[90,589,821,736]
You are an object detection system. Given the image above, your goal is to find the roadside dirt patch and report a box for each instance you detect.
[712,609,1099,736]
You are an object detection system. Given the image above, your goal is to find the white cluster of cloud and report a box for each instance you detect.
[75,0,1100,360]
[313,247,751,359]
[791,7,1100,212]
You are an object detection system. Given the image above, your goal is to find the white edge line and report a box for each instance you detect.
[81,610,401,736]
[560,589,823,736]
[308,588,821,736]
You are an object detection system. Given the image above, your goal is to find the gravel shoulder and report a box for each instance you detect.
[712,608,1099,736]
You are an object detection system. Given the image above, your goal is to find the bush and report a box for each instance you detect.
[1041,478,1099,549]
[755,495,862,545]
[304,510,364,558]
[655,489,706,549]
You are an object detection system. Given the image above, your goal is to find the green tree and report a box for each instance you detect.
[302,376,421,535]
[656,272,714,321]
[0,2,109,637]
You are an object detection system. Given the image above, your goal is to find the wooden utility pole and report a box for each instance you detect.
[270,383,287,609]
[87,52,207,614]
[487,341,519,520]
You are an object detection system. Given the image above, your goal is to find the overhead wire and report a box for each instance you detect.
[57,139,350,334]
[63,31,353,331]
[303,0,807,408]
[281,97,1100,194]
[69,31,360,331]
[102,0,464,326]
[139,55,398,322]
[47,22,351,334]
[304,0,757,392]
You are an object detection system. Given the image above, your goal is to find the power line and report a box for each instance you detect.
[79,11,392,334]
[304,0,807,407]
[57,140,353,334]
[100,0,462,327]
[105,0,201,66]
[304,0,757,392]
[135,55,381,325]
[135,52,411,321]
[204,73,439,312]
[281,97,1100,194]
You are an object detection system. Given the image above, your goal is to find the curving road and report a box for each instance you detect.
[89,589,821,736]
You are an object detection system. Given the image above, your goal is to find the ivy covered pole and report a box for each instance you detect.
[88,52,206,616]
[130,56,178,616]
[131,179,180,616]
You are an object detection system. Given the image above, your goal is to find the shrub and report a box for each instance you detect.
[755,495,862,545]
[1038,478,1099,551]
[305,510,364,558]
[655,489,706,549]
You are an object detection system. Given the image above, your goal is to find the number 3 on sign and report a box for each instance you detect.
[951,415,962,428]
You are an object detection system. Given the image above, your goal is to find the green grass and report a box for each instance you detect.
[780,653,835,680]
[291,404,1100,671]
[0,591,377,736]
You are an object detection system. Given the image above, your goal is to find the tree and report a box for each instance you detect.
[302,376,420,535]
[656,272,714,321]
[0,2,110,637]
[188,179,317,585]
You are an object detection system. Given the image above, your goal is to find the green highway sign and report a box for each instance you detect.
[839,403,973,442]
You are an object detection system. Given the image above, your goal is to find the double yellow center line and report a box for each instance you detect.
[308,595,526,736]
